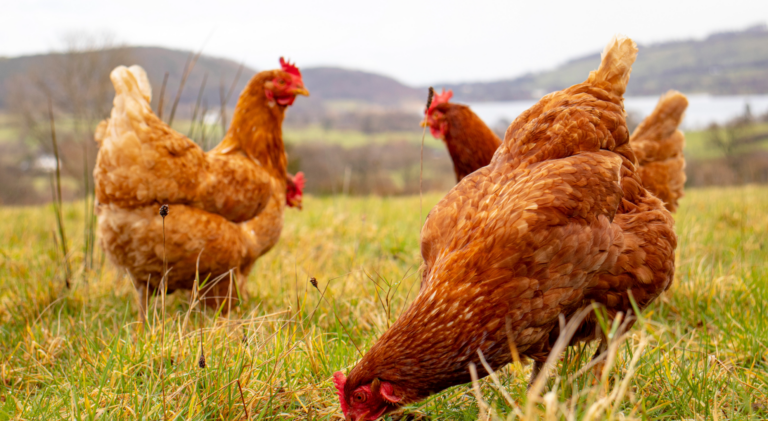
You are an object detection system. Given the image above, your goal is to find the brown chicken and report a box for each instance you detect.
[94,58,308,313]
[334,37,677,420]
[629,91,688,212]
[424,89,687,212]
[423,89,501,182]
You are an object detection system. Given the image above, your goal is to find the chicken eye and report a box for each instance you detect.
[353,391,367,403]
[278,79,286,85]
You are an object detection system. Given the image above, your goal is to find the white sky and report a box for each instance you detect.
[1,0,766,86]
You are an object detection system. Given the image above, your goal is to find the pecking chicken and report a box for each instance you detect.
[629,90,688,212]
[94,58,308,314]
[424,89,688,212]
[334,36,677,420]
[423,89,501,182]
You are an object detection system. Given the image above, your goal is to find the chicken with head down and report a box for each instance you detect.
[334,36,677,420]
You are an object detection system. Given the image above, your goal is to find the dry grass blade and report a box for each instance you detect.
[419,87,435,225]
[219,62,244,133]
[477,350,525,419]
[237,379,249,419]
[468,362,489,420]
[157,72,169,119]
[47,96,70,288]
[527,305,598,407]
[218,82,228,135]
[168,50,203,127]
[188,73,208,139]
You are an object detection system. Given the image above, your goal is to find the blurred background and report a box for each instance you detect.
[1,0,767,204]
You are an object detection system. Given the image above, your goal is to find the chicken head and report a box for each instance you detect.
[422,88,453,138]
[286,171,305,209]
[334,372,402,421]
[264,57,310,106]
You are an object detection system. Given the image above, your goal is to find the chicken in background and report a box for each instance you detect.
[422,89,501,182]
[629,90,688,212]
[424,89,688,213]
[334,37,677,420]
[94,58,308,315]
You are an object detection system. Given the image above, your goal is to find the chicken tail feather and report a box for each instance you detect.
[588,35,638,97]
[111,65,152,105]
[630,90,689,212]
[102,65,160,153]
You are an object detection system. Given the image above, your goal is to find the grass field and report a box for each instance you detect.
[1,186,767,420]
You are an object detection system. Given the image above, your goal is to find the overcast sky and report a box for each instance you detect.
[2,0,766,86]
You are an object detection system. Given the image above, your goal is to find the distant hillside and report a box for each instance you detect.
[0,25,766,113]
[0,47,421,113]
[440,24,768,101]
[301,67,422,106]
[0,47,251,112]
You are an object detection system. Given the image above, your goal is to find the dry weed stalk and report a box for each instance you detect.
[237,379,249,419]
[159,204,169,419]
[47,96,71,288]
[157,72,169,119]
[419,87,435,224]
[218,63,244,134]
[168,50,203,127]
[309,277,364,358]
[188,73,208,139]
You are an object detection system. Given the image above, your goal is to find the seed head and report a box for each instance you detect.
[198,351,206,368]
[309,277,318,289]
[425,87,435,112]
[159,204,169,218]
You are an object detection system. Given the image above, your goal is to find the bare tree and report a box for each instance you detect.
[9,32,133,191]
[706,104,768,183]
[7,32,133,270]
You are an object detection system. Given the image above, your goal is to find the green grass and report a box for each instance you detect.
[0,186,767,420]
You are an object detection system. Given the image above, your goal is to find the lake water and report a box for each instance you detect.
[467,94,768,130]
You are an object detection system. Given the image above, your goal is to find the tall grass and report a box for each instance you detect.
[0,187,766,419]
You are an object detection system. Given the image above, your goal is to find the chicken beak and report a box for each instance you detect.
[293,87,310,97]
[420,119,427,128]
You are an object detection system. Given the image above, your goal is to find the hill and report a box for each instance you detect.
[440,24,768,101]
[301,67,422,106]
[0,47,249,112]
[0,25,766,113]
[0,47,422,113]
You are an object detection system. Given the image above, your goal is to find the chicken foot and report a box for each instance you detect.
[527,361,542,391]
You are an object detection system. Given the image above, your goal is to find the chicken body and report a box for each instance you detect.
[424,90,502,182]
[94,61,308,308]
[336,37,677,419]
[425,89,688,211]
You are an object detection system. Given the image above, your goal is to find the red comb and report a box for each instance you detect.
[279,57,301,77]
[426,88,453,114]
[292,171,305,191]
[333,372,349,414]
